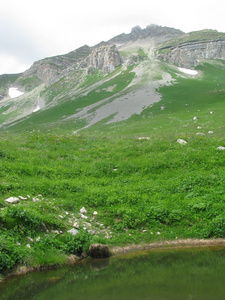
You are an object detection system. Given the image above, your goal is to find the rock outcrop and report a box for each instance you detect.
[158,39,225,68]
[88,244,111,258]
[86,45,122,73]
[108,24,183,44]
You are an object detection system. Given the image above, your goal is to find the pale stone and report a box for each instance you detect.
[32,197,40,202]
[80,213,88,219]
[73,222,80,229]
[67,228,79,236]
[80,207,87,214]
[27,237,34,242]
[5,197,20,204]
[88,230,96,235]
[19,196,28,200]
[217,146,225,150]
[177,139,187,145]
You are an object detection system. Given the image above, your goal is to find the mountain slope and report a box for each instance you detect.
[0,25,225,133]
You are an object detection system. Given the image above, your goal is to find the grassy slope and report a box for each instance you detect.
[0,61,225,273]
[3,66,135,132]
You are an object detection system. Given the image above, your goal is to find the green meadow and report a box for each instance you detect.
[0,61,225,273]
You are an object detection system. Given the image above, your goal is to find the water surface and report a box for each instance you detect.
[1,246,225,300]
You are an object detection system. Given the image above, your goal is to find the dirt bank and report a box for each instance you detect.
[110,238,225,255]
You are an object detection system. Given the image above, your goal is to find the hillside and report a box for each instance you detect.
[0,25,225,133]
[0,24,225,274]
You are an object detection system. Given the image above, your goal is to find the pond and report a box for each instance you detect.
[1,246,225,300]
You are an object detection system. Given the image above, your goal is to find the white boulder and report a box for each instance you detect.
[5,197,20,204]
[67,228,79,236]
[217,146,225,150]
[177,139,187,145]
[80,207,87,214]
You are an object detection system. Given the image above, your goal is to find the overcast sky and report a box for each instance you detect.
[1,0,225,75]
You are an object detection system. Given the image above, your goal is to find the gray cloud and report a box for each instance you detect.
[0,16,48,64]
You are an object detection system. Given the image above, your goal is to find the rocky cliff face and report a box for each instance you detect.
[158,39,225,68]
[86,45,122,74]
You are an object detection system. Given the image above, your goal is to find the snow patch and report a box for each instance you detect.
[33,105,40,113]
[178,68,198,75]
[8,87,24,98]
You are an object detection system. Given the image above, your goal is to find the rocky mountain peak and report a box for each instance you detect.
[108,24,184,44]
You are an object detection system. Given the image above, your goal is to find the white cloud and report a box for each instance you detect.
[0,54,30,74]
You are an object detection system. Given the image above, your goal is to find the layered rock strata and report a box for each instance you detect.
[158,39,225,68]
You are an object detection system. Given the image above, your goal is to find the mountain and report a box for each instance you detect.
[0,24,225,132]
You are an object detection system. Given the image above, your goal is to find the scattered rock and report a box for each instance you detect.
[5,197,20,204]
[80,207,87,214]
[80,213,88,219]
[27,237,34,243]
[210,111,214,114]
[73,222,80,229]
[88,230,96,235]
[208,131,214,134]
[217,146,225,150]
[193,116,198,120]
[18,196,28,200]
[67,228,79,236]
[196,132,205,136]
[177,139,187,145]
[15,266,31,275]
[67,254,80,264]
[51,230,60,234]
[197,126,202,129]
[93,211,98,216]
[26,244,31,249]
[32,197,40,202]
[88,244,111,258]
[137,137,150,140]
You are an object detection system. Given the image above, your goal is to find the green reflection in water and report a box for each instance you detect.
[1,246,225,300]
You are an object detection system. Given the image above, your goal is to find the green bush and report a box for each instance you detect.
[0,235,24,270]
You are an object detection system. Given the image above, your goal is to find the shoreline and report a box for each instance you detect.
[1,238,225,282]
[110,238,225,256]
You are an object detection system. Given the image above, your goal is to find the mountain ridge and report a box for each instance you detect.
[0,24,225,132]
